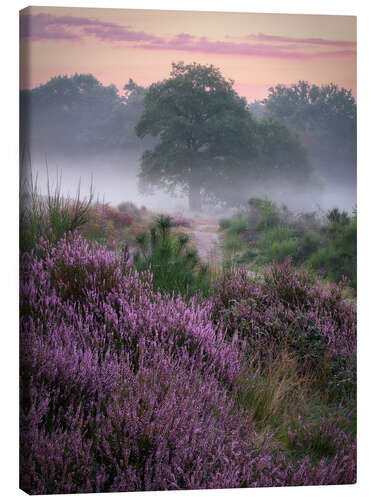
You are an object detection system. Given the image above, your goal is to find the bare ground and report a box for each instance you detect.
[185,217,223,264]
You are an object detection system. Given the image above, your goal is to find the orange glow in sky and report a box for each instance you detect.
[20,6,356,102]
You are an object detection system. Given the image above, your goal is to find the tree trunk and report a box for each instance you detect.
[188,180,202,212]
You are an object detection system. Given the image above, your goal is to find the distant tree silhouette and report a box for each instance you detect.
[20,73,148,155]
[263,81,356,184]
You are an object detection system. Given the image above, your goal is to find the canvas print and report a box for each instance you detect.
[19,6,357,495]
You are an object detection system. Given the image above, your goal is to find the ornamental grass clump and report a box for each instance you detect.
[20,172,93,253]
[234,351,310,429]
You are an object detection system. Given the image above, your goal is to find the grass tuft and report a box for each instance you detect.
[20,169,93,253]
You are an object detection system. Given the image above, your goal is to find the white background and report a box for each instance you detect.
[1,0,374,498]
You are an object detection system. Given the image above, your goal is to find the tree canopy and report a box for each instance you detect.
[20,73,148,155]
[136,62,312,210]
[20,69,316,209]
[262,81,356,183]
[136,62,260,210]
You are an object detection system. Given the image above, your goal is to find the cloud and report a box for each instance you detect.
[20,13,356,61]
[20,13,83,41]
[83,25,162,43]
[20,12,160,43]
[135,35,356,60]
[246,33,356,48]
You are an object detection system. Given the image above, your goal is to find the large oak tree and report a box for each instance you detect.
[135,62,259,211]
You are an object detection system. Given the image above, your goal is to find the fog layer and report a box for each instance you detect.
[21,74,356,215]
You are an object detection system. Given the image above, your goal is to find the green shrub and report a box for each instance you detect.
[239,247,258,262]
[327,208,350,227]
[248,198,280,230]
[267,239,300,263]
[296,211,321,230]
[308,246,355,289]
[256,225,297,263]
[228,216,248,235]
[306,214,356,288]
[117,200,141,216]
[219,218,231,230]
[293,231,325,264]
[219,199,356,291]
[258,224,293,247]
[226,237,245,258]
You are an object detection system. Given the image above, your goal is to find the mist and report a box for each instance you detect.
[27,149,356,218]
[29,151,188,212]
[20,73,356,217]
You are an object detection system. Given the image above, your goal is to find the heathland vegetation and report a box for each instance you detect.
[20,178,356,493]
[20,62,356,494]
[220,198,356,290]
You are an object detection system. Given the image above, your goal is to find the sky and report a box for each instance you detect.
[20,5,357,103]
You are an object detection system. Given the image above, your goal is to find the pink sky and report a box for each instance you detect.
[20,6,356,102]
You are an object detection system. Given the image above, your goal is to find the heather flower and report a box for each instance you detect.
[211,260,356,397]
[20,233,356,494]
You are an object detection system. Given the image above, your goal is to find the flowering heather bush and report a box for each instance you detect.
[104,205,134,228]
[20,233,241,493]
[83,204,134,248]
[170,214,192,228]
[91,204,134,230]
[20,235,356,493]
[211,259,356,399]
[286,414,355,463]
[283,413,356,485]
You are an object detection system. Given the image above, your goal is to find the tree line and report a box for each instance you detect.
[20,64,356,210]
[20,73,150,155]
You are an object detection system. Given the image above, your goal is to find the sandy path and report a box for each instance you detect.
[186,218,223,264]
[173,215,260,278]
